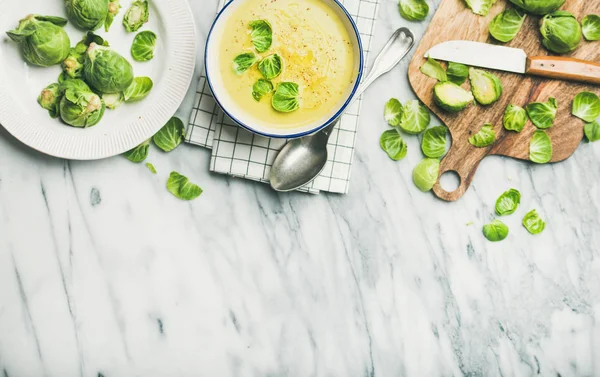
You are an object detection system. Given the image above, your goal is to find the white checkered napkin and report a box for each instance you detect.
[186,0,380,194]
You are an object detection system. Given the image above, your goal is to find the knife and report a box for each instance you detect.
[426,40,600,85]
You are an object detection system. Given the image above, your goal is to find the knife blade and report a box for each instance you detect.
[425,40,600,85]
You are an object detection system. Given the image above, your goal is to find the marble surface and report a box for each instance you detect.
[1,0,600,376]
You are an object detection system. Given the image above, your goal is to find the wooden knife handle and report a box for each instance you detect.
[526,56,600,85]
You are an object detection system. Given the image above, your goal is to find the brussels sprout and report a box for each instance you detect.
[399,0,429,21]
[463,0,496,16]
[167,172,203,201]
[433,82,474,112]
[495,188,521,216]
[272,82,300,113]
[384,98,403,127]
[421,126,448,158]
[399,100,430,134]
[446,62,469,85]
[123,0,149,32]
[123,139,149,162]
[503,104,527,132]
[540,11,582,54]
[380,129,408,161]
[233,52,258,75]
[526,97,557,129]
[522,209,545,234]
[62,48,84,79]
[482,220,509,242]
[249,20,272,53]
[102,92,124,110]
[59,79,106,128]
[572,92,600,123]
[508,0,564,15]
[420,57,447,82]
[529,130,552,163]
[38,83,61,118]
[124,77,153,102]
[585,121,600,142]
[131,31,157,62]
[83,43,134,93]
[153,117,185,153]
[252,79,273,102]
[146,162,157,174]
[413,158,440,192]
[469,124,496,147]
[469,68,503,105]
[258,54,283,80]
[582,15,600,41]
[105,0,121,31]
[59,77,91,94]
[489,9,526,43]
[65,0,109,31]
[6,15,71,67]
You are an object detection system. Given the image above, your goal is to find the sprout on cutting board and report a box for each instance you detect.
[249,20,273,53]
[468,124,496,148]
[482,220,509,242]
[412,158,440,192]
[463,0,496,16]
[6,15,71,67]
[153,117,185,153]
[131,31,157,62]
[421,126,448,158]
[123,139,150,162]
[232,52,258,75]
[508,0,565,16]
[380,129,408,161]
[252,79,274,102]
[384,98,403,127]
[399,100,430,134]
[446,62,469,85]
[258,54,283,80]
[529,130,553,163]
[123,0,149,32]
[105,0,121,32]
[272,82,300,113]
[83,43,134,93]
[59,79,106,128]
[433,82,474,112]
[65,0,109,31]
[38,83,61,119]
[526,97,558,129]
[495,188,521,216]
[420,57,447,82]
[540,11,582,54]
[489,8,526,43]
[124,77,153,102]
[503,104,528,132]
[582,15,600,41]
[585,121,600,142]
[522,209,546,235]
[469,68,503,105]
[572,92,600,123]
[398,0,429,21]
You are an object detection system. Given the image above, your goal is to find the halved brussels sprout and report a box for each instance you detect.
[434,81,474,112]
[503,104,527,132]
[123,77,153,102]
[380,129,408,161]
[399,100,430,134]
[249,20,272,53]
[233,52,258,75]
[508,0,564,15]
[252,79,273,102]
[495,188,521,216]
[413,158,440,192]
[38,83,61,118]
[489,8,526,43]
[420,57,447,82]
[123,139,149,162]
[123,0,149,32]
[384,98,403,127]
[582,15,600,41]
[65,0,109,31]
[102,92,124,110]
[83,43,134,93]
[464,0,496,16]
[585,121,600,142]
[131,31,157,62]
[572,91,600,123]
[421,126,448,158]
[59,79,106,127]
[526,97,557,129]
[153,117,185,152]
[469,68,503,105]
[6,15,71,67]
[446,62,469,85]
[529,130,552,163]
[272,82,300,113]
[258,54,283,80]
[399,0,429,21]
[469,124,496,147]
[105,0,121,32]
[167,172,203,201]
[540,11,582,54]
[482,220,509,242]
[522,209,545,234]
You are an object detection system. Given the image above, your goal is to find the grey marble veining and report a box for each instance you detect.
[0,0,599,376]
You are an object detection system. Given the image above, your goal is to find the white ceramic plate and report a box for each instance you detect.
[0,0,196,160]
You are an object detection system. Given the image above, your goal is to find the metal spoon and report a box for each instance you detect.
[269,28,415,192]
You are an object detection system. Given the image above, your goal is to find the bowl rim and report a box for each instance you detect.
[204,0,364,139]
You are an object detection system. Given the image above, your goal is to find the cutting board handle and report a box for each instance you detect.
[527,56,600,85]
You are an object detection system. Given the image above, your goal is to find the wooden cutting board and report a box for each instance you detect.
[408,0,600,201]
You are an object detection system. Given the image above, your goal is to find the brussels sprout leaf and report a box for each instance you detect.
[529,130,552,164]
[572,91,600,123]
[585,121,600,142]
[399,100,430,134]
[522,209,546,234]
[526,97,557,129]
[398,0,429,21]
[503,104,527,132]
[468,124,496,147]
[252,79,274,102]
[582,15,600,41]
[489,8,526,42]
[131,31,157,62]
[420,57,447,82]
[249,20,272,53]
[482,220,509,242]
[380,129,408,161]
[421,126,448,158]
[272,82,300,113]
[384,98,403,127]
[105,0,122,32]
[464,0,497,16]
[258,54,283,80]
[413,158,440,192]
[123,0,149,32]
[146,162,157,174]
[495,188,521,216]
[233,52,258,75]
[446,62,469,85]
[124,77,153,102]
[153,117,185,152]
[123,139,150,163]
[167,172,203,201]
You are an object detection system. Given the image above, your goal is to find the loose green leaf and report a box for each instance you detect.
[420,57,447,81]
[167,172,203,201]
[146,162,157,174]
[380,129,408,161]
[495,188,521,216]
[105,0,121,31]
[399,100,430,134]
[529,130,552,163]
[421,126,448,158]
[446,62,469,85]
[272,82,300,113]
[384,98,403,127]
[38,83,61,118]
[124,77,153,102]
[522,209,546,234]
[464,0,497,16]
[469,68,503,105]
[233,52,258,75]
[503,104,528,132]
[585,121,600,142]
[526,97,558,129]
[572,92,600,123]
[434,81,474,112]
[123,139,149,163]
[102,92,124,110]
[489,8,526,42]
[65,0,109,31]
[123,0,149,32]
[153,117,185,152]
[258,54,283,80]
[252,79,274,102]
[413,158,440,192]
[482,220,509,242]
[131,31,157,62]
[398,0,429,21]
[468,124,496,147]
[540,11,582,54]
[582,15,600,41]
[249,20,272,53]
[508,0,564,15]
